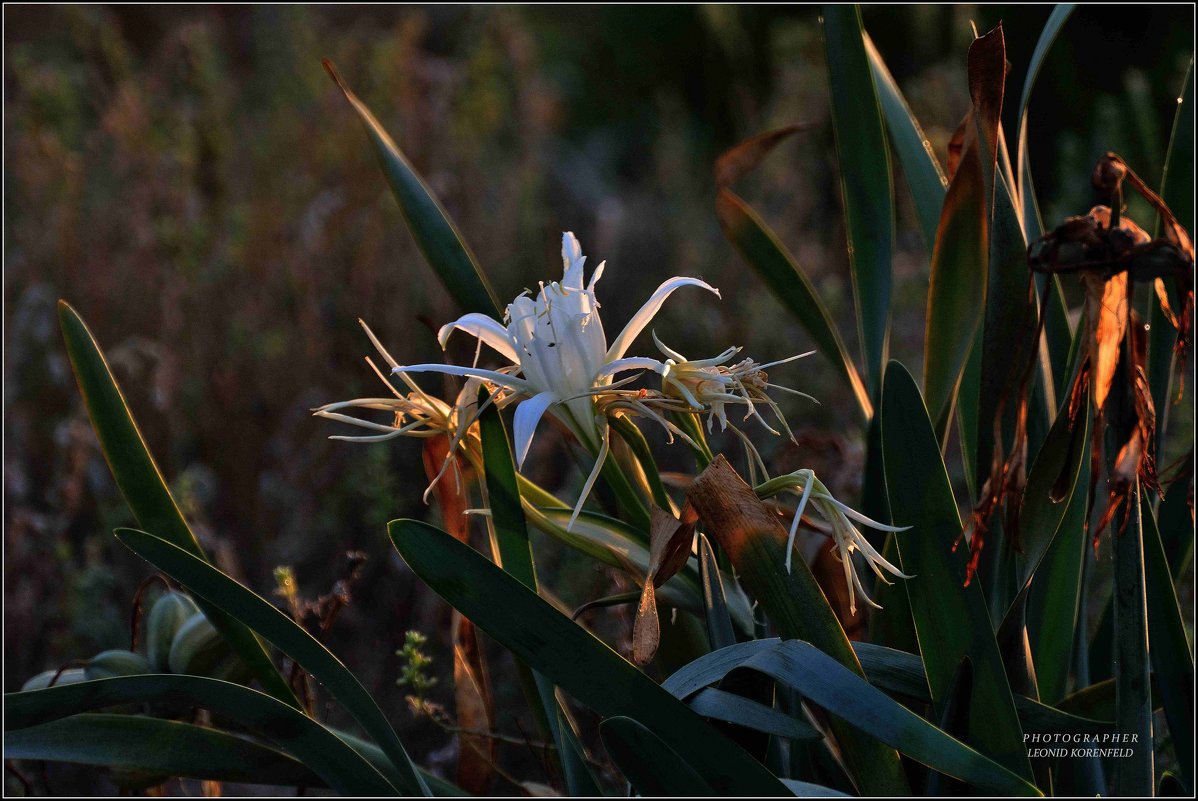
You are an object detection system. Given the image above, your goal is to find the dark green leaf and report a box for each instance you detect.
[478,390,602,797]
[5,713,318,787]
[1112,485,1153,796]
[881,360,1034,781]
[923,28,1004,425]
[715,189,871,421]
[1143,499,1194,790]
[663,639,1041,796]
[1016,403,1092,605]
[1150,59,1194,442]
[688,687,821,741]
[57,301,296,709]
[863,33,947,248]
[823,4,895,395]
[112,528,427,796]
[698,534,736,652]
[599,716,716,797]
[4,676,395,795]
[324,61,500,317]
[387,518,792,796]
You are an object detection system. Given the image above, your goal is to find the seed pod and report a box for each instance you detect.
[85,649,151,681]
[168,612,239,677]
[20,668,86,692]
[144,591,199,671]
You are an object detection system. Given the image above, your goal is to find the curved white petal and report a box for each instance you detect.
[513,391,558,468]
[605,277,721,362]
[593,357,667,381]
[437,313,519,364]
[393,363,533,394]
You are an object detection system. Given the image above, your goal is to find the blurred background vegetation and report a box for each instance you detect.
[4,4,1192,793]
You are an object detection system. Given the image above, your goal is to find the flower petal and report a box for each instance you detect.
[437,313,519,363]
[512,391,558,468]
[605,277,721,362]
[593,356,667,381]
[393,363,533,394]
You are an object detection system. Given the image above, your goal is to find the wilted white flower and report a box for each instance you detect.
[762,469,911,615]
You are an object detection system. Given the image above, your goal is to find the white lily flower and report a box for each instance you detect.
[394,232,719,526]
[762,469,912,615]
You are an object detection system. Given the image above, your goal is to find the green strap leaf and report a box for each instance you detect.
[688,687,821,742]
[477,390,602,797]
[6,713,318,787]
[5,676,395,796]
[57,301,297,709]
[324,61,501,317]
[923,27,1005,426]
[863,33,948,248]
[112,528,428,797]
[697,533,736,651]
[823,4,895,395]
[715,189,872,421]
[599,716,717,797]
[1149,59,1194,445]
[663,639,1041,796]
[1112,484,1154,795]
[881,360,1034,781]
[1143,499,1194,790]
[387,518,792,796]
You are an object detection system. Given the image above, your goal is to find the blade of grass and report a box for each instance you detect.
[599,716,716,796]
[823,4,894,395]
[323,61,501,317]
[697,533,736,651]
[881,360,1034,782]
[4,676,395,795]
[1112,481,1153,795]
[1149,59,1194,446]
[924,27,1006,427]
[477,392,602,797]
[715,170,871,421]
[57,301,296,709]
[112,528,428,796]
[1143,498,1194,790]
[387,518,793,796]
[663,639,1041,796]
[5,713,319,787]
[863,33,948,248]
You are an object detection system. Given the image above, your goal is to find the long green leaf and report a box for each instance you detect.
[478,391,602,797]
[688,456,910,795]
[1015,402,1092,606]
[387,518,792,796]
[1015,4,1075,238]
[6,713,318,787]
[715,190,872,420]
[4,676,395,795]
[599,716,717,797]
[880,360,1033,781]
[923,27,1005,426]
[823,4,894,395]
[112,528,427,796]
[1025,430,1092,703]
[1150,59,1194,445]
[688,687,821,741]
[663,640,1041,796]
[851,641,1113,736]
[1112,483,1153,795]
[324,62,501,317]
[1143,499,1194,790]
[863,33,947,248]
[57,301,296,709]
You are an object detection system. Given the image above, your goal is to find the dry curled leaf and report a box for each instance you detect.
[630,506,698,665]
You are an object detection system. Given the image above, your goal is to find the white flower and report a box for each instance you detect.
[762,469,911,615]
[393,232,719,526]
